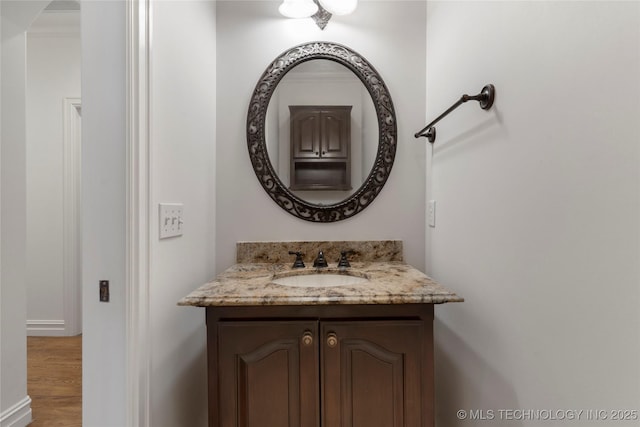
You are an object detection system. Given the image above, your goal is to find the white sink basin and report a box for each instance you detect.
[272,273,369,288]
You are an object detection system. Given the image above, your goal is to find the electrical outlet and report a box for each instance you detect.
[100,280,110,302]
[428,200,436,228]
[159,203,184,239]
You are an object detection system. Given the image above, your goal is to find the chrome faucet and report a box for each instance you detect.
[313,250,328,268]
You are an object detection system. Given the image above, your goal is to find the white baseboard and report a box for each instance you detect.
[0,396,32,427]
[26,319,66,336]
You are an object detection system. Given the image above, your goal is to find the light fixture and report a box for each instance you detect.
[318,0,358,16]
[278,0,318,19]
[279,0,358,29]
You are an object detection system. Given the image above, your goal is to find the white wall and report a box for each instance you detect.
[1,2,48,425]
[81,1,127,425]
[26,19,81,336]
[149,1,216,425]
[216,1,427,270]
[426,2,640,425]
[0,16,30,427]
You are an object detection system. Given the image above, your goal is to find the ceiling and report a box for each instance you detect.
[45,0,80,12]
[29,1,80,34]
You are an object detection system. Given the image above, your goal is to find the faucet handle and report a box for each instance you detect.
[338,250,354,268]
[288,251,305,269]
[313,250,328,268]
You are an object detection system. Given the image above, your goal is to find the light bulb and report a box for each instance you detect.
[279,0,319,18]
[318,0,357,16]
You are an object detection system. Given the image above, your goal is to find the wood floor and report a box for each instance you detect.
[27,335,82,426]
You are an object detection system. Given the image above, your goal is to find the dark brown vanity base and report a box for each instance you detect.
[179,242,463,426]
[206,304,435,427]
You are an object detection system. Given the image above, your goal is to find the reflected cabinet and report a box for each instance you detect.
[207,305,435,427]
[289,106,352,191]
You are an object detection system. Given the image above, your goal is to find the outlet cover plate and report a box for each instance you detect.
[428,200,436,228]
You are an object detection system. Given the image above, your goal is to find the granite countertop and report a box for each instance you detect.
[178,261,463,307]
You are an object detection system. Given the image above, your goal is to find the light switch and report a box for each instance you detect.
[159,203,184,239]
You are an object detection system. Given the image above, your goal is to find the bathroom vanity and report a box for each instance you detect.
[176,39,463,427]
[179,241,462,427]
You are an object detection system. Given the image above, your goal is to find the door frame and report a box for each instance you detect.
[63,97,82,336]
[125,0,151,425]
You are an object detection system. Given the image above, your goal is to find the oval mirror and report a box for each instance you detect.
[247,42,397,222]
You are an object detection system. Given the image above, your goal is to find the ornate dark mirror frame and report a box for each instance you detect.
[247,42,397,222]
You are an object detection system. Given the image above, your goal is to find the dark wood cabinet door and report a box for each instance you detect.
[321,321,425,427]
[291,110,321,158]
[218,321,320,427]
[319,108,350,159]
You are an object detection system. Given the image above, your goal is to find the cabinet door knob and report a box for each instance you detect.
[302,331,313,346]
[326,332,338,348]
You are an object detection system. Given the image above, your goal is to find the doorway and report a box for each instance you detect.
[25,0,81,338]
[25,1,82,425]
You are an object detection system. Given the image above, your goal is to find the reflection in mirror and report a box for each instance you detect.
[247,42,396,222]
[265,60,378,205]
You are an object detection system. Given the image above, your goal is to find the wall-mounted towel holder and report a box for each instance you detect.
[415,84,495,143]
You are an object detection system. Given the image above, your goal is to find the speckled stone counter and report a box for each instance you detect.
[236,240,404,264]
[179,261,462,306]
[179,240,463,307]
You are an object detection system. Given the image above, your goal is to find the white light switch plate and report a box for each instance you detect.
[159,203,184,239]
[428,200,436,228]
